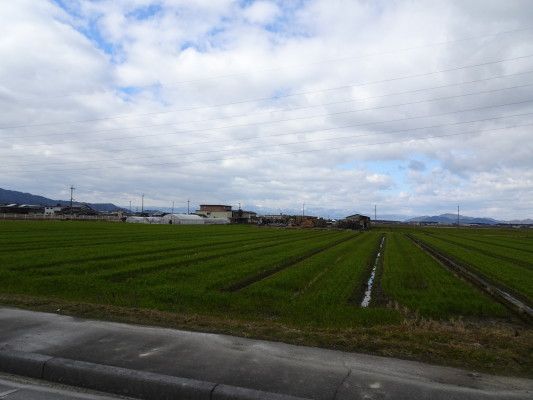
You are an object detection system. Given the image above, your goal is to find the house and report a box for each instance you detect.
[44,205,62,216]
[342,214,371,230]
[60,204,97,216]
[196,205,233,219]
[231,208,258,224]
[196,204,258,223]
[0,204,43,214]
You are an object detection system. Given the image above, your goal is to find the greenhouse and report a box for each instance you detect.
[125,214,230,225]
[160,213,205,225]
[125,216,162,224]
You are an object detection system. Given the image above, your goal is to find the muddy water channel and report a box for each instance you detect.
[361,236,385,307]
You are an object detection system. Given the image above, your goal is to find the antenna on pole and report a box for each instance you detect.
[69,185,75,216]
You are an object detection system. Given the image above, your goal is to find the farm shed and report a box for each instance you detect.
[202,217,230,225]
[343,214,372,230]
[196,204,233,219]
[125,216,162,224]
[160,213,205,225]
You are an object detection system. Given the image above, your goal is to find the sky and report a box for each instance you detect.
[1,0,532,220]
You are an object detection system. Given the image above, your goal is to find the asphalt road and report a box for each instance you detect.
[0,307,531,399]
[0,373,132,399]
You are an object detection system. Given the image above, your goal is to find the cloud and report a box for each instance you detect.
[242,1,280,25]
[408,160,426,172]
[1,0,532,220]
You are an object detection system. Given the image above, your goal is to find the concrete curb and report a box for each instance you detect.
[0,350,309,400]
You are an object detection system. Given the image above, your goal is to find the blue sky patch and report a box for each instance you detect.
[126,4,162,21]
[52,0,123,62]
[52,0,82,18]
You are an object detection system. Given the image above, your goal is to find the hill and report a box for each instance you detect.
[405,213,532,225]
[0,188,125,212]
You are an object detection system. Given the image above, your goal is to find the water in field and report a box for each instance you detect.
[361,236,385,307]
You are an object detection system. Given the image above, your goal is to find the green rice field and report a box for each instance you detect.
[1,221,532,324]
[1,220,532,375]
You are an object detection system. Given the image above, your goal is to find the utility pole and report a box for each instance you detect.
[302,202,305,217]
[187,199,190,214]
[374,205,377,221]
[69,185,75,216]
[172,201,174,214]
[457,205,460,227]
[141,194,144,214]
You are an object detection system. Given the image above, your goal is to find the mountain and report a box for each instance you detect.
[0,188,125,212]
[404,213,531,225]
[507,219,533,224]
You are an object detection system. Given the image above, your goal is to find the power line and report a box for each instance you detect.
[4,101,532,161]
[16,27,533,100]
[2,97,532,156]
[3,122,530,173]
[6,111,533,168]
[3,83,532,149]
[6,69,533,140]
[158,28,533,86]
[2,53,533,130]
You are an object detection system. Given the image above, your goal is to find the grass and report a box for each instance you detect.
[428,231,533,267]
[411,232,533,304]
[381,233,508,319]
[0,221,532,377]
[239,232,402,327]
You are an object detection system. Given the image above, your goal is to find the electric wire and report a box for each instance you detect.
[2,53,533,130]
[14,27,531,101]
[6,111,533,167]
[2,98,532,155]
[6,69,533,140]
[3,122,530,173]
[158,27,533,86]
[4,83,532,149]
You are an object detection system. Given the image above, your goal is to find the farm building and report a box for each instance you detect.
[61,204,98,216]
[196,204,257,224]
[125,216,162,224]
[160,214,204,225]
[259,214,326,228]
[196,205,232,219]
[342,214,372,230]
[0,204,43,214]
[161,213,229,225]
[44,205,62,216]
[231,208,258,224]
[125,213,230,225]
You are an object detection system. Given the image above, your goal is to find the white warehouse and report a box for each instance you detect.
[126,214,229,225]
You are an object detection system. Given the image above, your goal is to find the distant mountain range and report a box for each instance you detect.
[1,188,532,223]
[405,213,533,225]
[0,188,125,213]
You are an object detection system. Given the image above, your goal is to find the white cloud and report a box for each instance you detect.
[243,1,280,25]
[1,0,532,220]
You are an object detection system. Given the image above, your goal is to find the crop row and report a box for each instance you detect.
[381,234,507,318]
[0,222,332,270]
[410,232,533,304]
[1,221,530,327]
[425,232,532,268]
[235,232,402,326]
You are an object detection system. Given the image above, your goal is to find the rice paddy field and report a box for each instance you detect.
[0,220,532,376]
